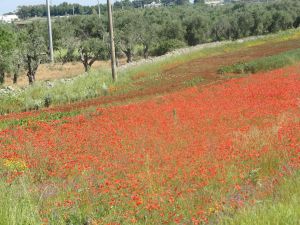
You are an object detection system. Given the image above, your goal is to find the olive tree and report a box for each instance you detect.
[11,29,27,84]
[73,15,109,71]
[0,23,16,84]
[184,15,209,46]
[79,38,109,72]
[115,11,140,63]
[23,22,47,84]
[137,11,161,59]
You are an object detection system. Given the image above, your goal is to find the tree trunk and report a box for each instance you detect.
[116,57,119,67]
[0,71,5,85]
[13,64,20,84]
[125,50,132,63]
[27,72,34,84]
[13,73,18,84]
[80,51,90,72]
[27,70,36,85]
[88,57,97,70]
[27,55,33,85]
[143,45,149,59]
[26,55,39,85]
[83,62,89,72]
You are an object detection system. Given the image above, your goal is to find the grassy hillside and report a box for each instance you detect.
[0,62,299,224]
[0,28,300,225]
[1,29,300,115]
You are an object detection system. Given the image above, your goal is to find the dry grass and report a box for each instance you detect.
[4,60,126,87]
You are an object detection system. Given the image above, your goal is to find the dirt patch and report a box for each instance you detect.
[156,38,300,90]
[104,38,300,102]
[4,59,128,87]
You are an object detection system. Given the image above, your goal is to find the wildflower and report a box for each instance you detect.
[2,158,27,172]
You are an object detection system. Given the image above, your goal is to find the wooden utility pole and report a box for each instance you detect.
[46,0,54,63]
[97,0,101,19]
[107,0,117,81]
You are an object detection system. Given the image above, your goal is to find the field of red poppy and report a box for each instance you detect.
[0,61,299,224]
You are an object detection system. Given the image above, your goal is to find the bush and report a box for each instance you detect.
[151,39,186,56]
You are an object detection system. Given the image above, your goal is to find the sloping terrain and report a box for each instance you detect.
[0,64,300,224]
[1,35,300,122]
[78,37,300,107]
[0,31,300,224]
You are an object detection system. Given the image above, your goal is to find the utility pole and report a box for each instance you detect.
[97,0,101,19]
[107,0,117,81]
[46,0,54,63]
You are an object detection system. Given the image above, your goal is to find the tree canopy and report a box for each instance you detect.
[1,0,300,85]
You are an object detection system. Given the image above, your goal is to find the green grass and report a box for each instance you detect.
[218,47,300,75]
[0,110,82,131]
[0,69,112,115]
[184,76,205,87]
[1,167,299,224]
[0,176,41,225]
[220,171,300,225]
[0,174,92,225]
[1,28,300,115]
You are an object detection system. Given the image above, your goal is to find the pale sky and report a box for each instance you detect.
[0,0,107,15]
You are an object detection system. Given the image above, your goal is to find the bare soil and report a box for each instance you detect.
[4,59,128,87]
[151,38,300,91]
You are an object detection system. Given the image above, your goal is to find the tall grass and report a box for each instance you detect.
[0,177,41,225]
[220,171,300,225]
[218,48,300,75]
[0,110,81,131]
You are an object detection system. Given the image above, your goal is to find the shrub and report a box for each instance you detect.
[151,39,186,56]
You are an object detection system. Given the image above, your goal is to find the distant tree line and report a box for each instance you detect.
[17,2,105,19]
[16,0,279,19]
[1,0,300,86]
[16,0,189,19]
[16,0,191,19]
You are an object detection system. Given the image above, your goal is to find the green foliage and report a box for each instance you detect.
[184,15,209,45]
[47,15,110,70]
[218,47,300,75]
[151,39,186,56]
[211,17,232,41]
[23,21,48,84]
[194,0,205,4]
[17,2,104,19]
[52,18,75,51]
[73,15,105,39]
[184,76,205,87]
[0,110,81,131]
[79,38,109,72]
[160,19,185,42]
[0,23,16,84]
[115,10,141,63]
[136,14,161,59]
